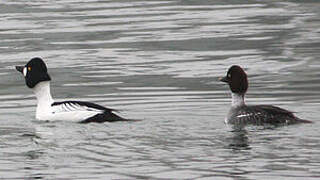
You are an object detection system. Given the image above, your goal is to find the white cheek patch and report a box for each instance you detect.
[23,67,27,77]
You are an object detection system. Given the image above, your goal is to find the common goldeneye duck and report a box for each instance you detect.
[16,57,132,123]
[220,65,312,126]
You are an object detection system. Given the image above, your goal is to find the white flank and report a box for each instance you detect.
[32,81,102,122]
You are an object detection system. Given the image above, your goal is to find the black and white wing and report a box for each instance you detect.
[52,101,115,113]
[51,101,128,123]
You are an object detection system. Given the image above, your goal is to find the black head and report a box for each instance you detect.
[16,57,51,88]
[220,65,248,94]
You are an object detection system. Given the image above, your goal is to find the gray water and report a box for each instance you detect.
[0,0,320,179]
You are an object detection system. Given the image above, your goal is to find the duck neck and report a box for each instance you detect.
[32,81,54,108]
[231,92,245,108]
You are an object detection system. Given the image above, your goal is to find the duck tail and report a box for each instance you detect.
[297,118,313,124]
[79,113,141,123]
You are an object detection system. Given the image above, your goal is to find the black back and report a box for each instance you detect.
[233,105,311,125]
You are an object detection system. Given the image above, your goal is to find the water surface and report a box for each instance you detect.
[0,0,320,179]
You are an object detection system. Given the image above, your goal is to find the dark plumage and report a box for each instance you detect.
[229,105,312,125]
[220,65,312,126]
[16,57,51,88]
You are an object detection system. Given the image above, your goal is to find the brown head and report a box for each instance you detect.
[220,65,248,94]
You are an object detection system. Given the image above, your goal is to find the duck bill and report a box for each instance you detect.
[219,76,229,83]
[15,66,24,73]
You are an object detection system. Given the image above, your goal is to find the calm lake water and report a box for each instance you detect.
[0,0,320,179]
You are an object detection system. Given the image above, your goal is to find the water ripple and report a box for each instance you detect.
[1,0,320,179]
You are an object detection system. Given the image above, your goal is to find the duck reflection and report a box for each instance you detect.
[227,129,251,150]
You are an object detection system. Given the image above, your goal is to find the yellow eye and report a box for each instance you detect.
[28,67,32,71]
